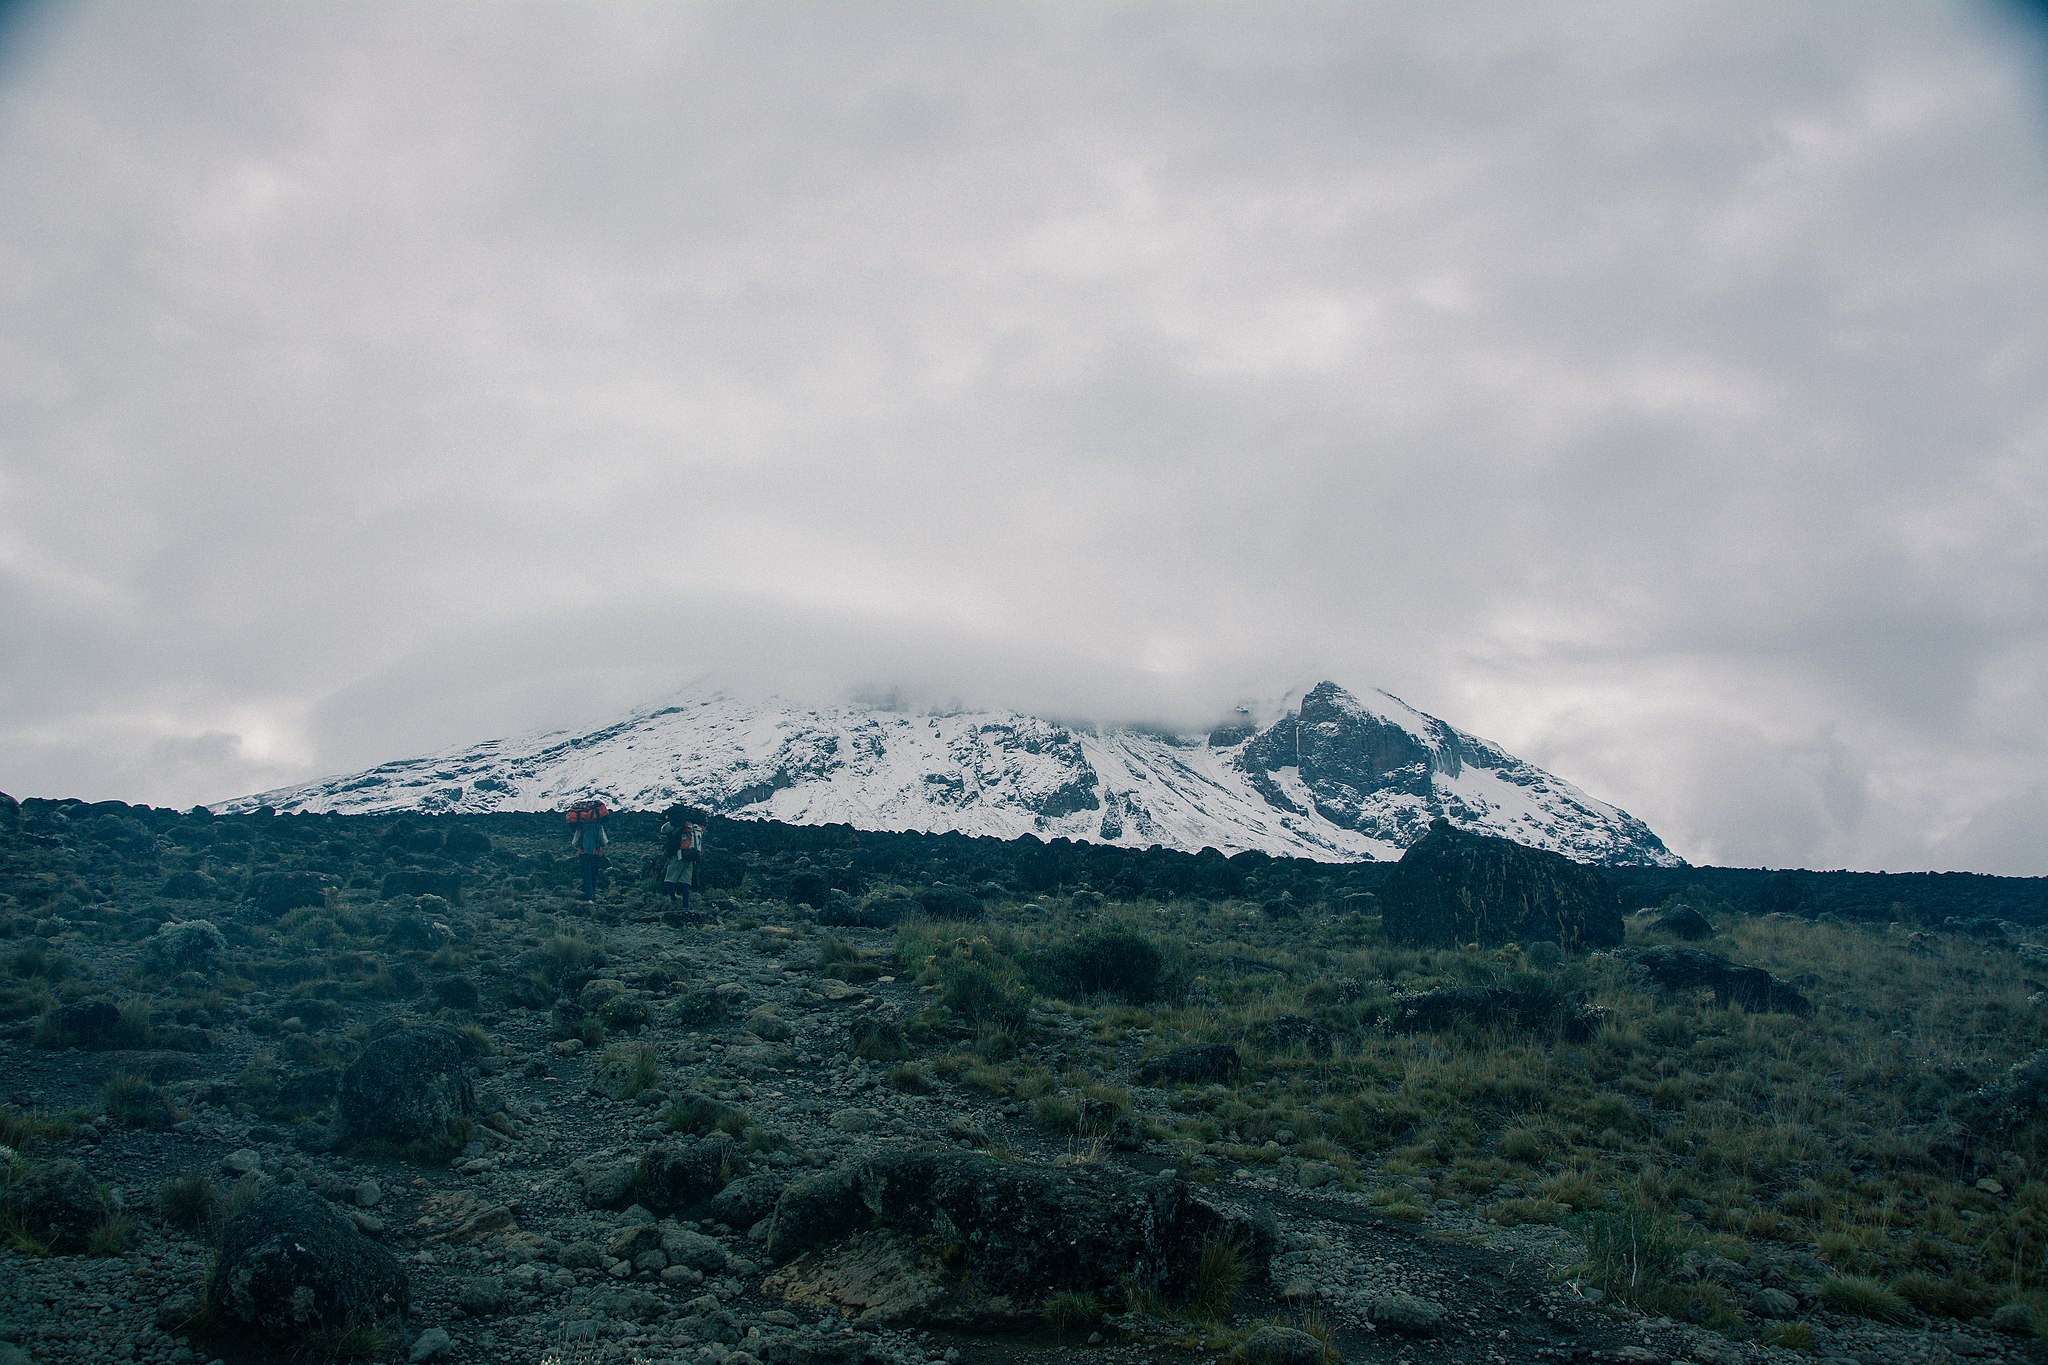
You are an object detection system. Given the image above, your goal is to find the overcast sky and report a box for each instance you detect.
[2,2,2045,874]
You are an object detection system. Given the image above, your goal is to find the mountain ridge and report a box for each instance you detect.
[227,680,1682,867]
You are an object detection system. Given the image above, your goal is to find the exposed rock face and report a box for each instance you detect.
[336,1025,476,1158]
[208,1187,408,1343]
[1241,681,1443,815]
[1379,821,1623,950]
[764,1150,1267,1322]
[1617,946,1811,1014]
[0,1159,112,1254]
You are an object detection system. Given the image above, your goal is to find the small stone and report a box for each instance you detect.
[355,1179,383,1207]
[221,1149,262,1176]
[1977,1177,2006,1195]
[828,1108,883,1133]
[409,1327,454,1363]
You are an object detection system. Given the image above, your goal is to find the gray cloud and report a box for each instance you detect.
[1,1,2044,873]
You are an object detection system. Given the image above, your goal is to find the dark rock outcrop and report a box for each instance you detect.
[816,895,920,929]
[1,1159,112,1254]
[40,999,123,1049]
[764,1150,1266,1322]
[1390,979,1606,1041]
[1648,906,1717,941]
[1618,946,1811,1014]
[1135,1043,1242,1086]
[207,1187,408,1343]
[335,1025,476,1158]
[626,1135,748,1217]
[1379,821,1623,950]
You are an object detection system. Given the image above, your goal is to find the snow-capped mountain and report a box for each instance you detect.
[227,681,1681,866]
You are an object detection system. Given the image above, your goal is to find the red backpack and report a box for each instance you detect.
[564,800,609,825]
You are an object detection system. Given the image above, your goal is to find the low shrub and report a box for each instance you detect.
[1819,1274,1913,1323]
[1033,926,1168,1004]
[1568,1205,1686,1312]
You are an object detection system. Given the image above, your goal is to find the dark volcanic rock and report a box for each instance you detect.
[335,1025,476,1157]
[915,885,984,921]
[817,895,920,929]
[625,1135,748,1217]
[1240,682,1444,817]
[1379,821,1622,950]
[42,999,122,1049]
[1649,905,1717,941]
[1390,979,1605,1041]
[1,1159,113,1254]
[1135,1043,1242,1086]
[1618,946,1810,1014]
[765,1150,1266,1319]
[208,1187,408,1343]
[246,870,328,917]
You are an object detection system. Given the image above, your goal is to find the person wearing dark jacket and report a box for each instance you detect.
[569,807,608,901]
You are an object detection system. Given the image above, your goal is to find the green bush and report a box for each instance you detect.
[1568,1205,1685,1311]
[1188,1231,1251,1320]
[1032,926,1168,1004]
[1819,1274,1913,1323]
[158,1171,215,1232]
[940,957,1033,1034]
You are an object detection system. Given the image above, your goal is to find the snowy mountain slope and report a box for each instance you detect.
[227,681,1681,866]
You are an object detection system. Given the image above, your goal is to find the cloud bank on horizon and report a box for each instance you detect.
[1,1,2044,874]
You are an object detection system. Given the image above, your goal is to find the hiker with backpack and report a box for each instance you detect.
[659,805,706,907]
[565,799,609,902]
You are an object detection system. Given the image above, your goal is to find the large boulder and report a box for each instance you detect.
[1647,905,1717,941]
[1,1159,114,1254]
[576,1136,749,1216]
[208,1187,407,1343]
[1379,821,1622,950]
[1618,946,1811,1014]
[763,1150,1266,1323]
[336,1025,476,1159]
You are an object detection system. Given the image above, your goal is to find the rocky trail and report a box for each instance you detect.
[4,888,2028,1365]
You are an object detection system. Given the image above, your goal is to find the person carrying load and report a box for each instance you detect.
[659,803,707,908]
[565,799,609,902]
